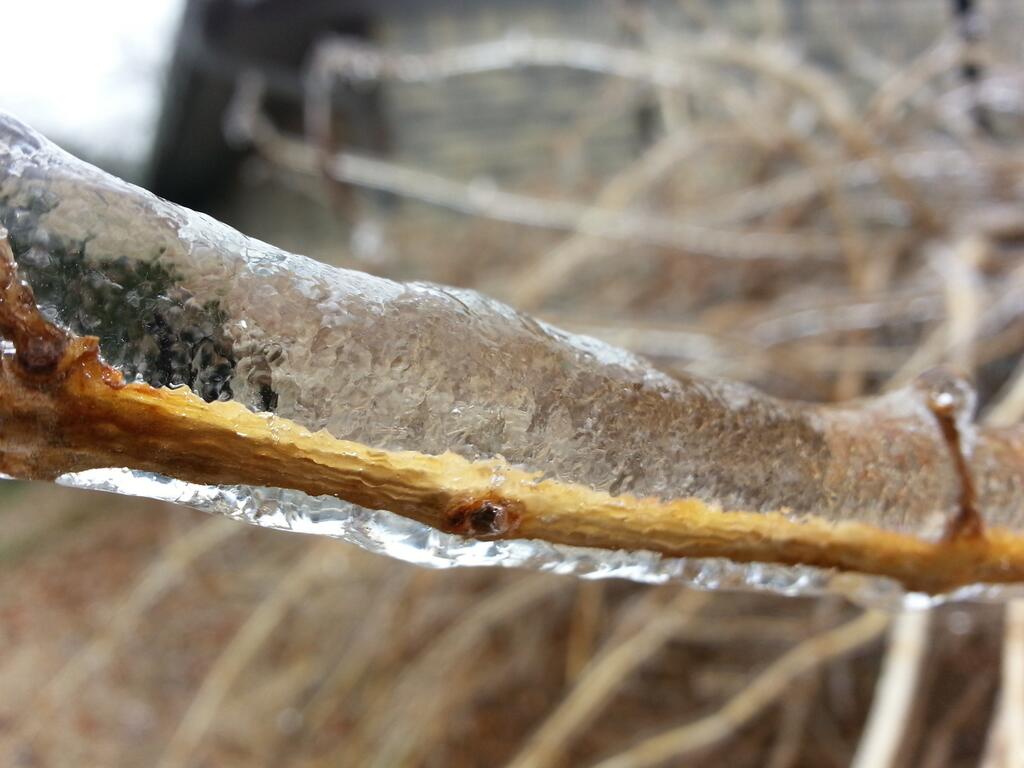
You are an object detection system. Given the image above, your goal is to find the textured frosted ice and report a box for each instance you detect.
[0,113,1018,608]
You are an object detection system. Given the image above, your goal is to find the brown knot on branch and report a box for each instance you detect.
[0,232,69,378]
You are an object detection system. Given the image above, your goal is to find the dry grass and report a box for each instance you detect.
[0,489,1004,767]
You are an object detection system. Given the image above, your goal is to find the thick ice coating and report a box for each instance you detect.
[3,112,1024,607]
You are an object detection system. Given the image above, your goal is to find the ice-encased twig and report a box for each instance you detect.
[3,113,1024,605]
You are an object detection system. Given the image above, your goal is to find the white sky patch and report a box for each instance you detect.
[0,0,184,172]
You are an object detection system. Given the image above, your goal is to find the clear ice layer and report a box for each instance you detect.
[2,112,1023,608]
[53,469,904,608]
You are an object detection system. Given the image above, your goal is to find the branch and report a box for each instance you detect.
[157,544,341,768]
[507,592,710,768]
[5,114,1024,597]
[225,76,843,262]
[309,33,938,229]
[587,610,888,768]
[849,610,931,768]
[980,359,1024,768]
[1,232,1024,595]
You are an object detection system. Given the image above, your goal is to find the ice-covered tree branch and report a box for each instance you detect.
[4,114,1024,601]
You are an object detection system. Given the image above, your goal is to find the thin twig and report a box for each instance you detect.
[919,671,993,768]
[226,78,843,263]
[981,354,1024,768]
[564,581,607,683]
[849,610,932,768]
[887,237,985,388]
[867,37,962,128]
[282,569,413,761]
[353,576,562,768]
[764,675,817,768]
[506,591,710,768]
[587,610,888,768]
[157,544,344,768]
[998,601,1024,768]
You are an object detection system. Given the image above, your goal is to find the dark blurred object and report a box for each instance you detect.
[149,0,663,215]
[151,0,387,210]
